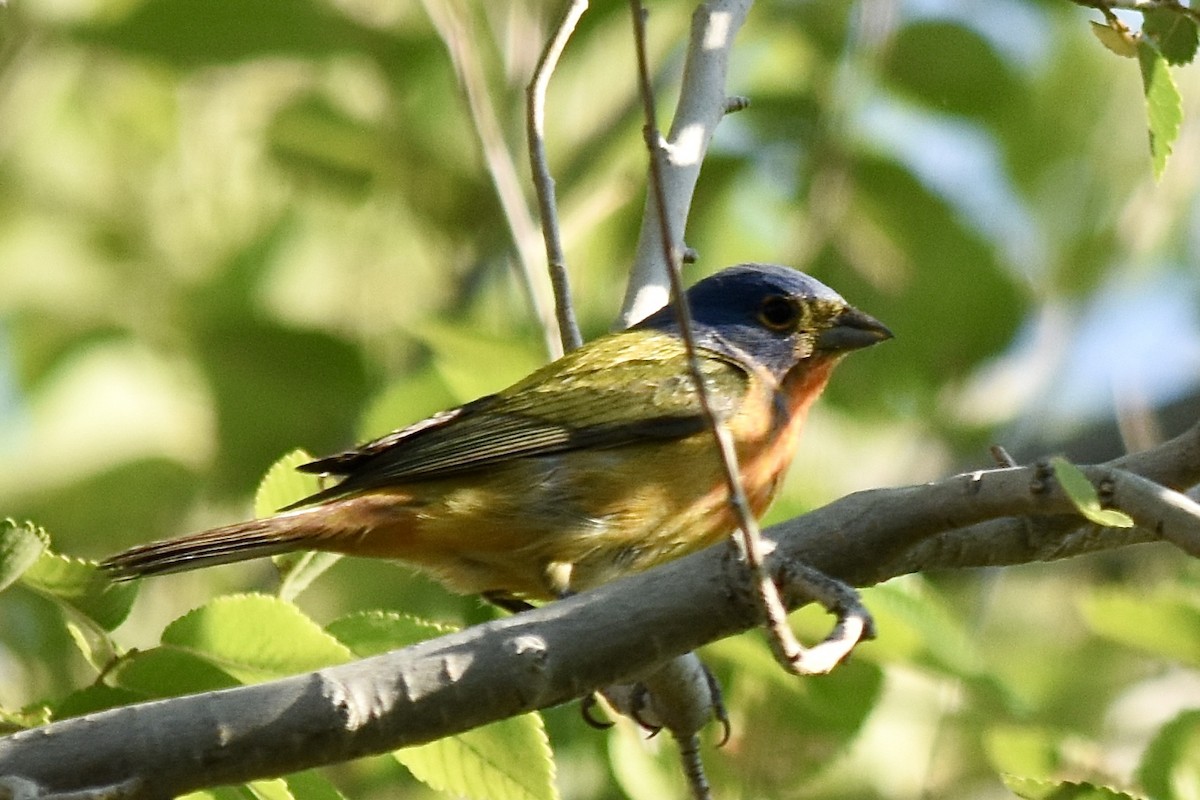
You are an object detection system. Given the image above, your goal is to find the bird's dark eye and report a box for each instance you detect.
[757,295,799,331]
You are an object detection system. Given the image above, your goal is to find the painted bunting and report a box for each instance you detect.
[102,263,891,602]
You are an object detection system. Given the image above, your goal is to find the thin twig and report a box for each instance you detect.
[618,0,755,326]
[1072,0,1200,25]
[527,0,588,353]
[422,0,564,359]
[628,0,848,679]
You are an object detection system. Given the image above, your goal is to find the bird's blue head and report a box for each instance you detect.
[635,263,891,379]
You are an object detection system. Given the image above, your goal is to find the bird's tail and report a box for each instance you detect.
[101,513,324,581]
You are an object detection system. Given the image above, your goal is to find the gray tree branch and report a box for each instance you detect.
[3,421,1197,798]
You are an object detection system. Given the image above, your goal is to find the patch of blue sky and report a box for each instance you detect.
[1050,270,1200,423]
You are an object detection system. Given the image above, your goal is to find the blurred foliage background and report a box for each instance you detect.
[2,0,1200,798]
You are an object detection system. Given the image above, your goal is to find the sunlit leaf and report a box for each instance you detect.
[1137,40,1182,179]
[0,519,48,593]
[395,715,558,800]
[327,611,558,800]
[21,550,137,632]
[162,594,351,682]
[254,449,320,519]
[1050,457,1135,528]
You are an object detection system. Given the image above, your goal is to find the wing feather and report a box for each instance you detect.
[283,331,748,509]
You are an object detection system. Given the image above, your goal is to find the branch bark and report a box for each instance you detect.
[618,0,754,326]
[4,421,1198,798]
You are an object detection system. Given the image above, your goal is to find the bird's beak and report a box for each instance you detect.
[816,306,893,352]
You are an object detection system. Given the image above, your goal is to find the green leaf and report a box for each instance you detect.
[1137,40,1183,180]
[1049,457,1135,528]
[0,519,48,593]
[1137,708,1200,800]
[858,579,982,676]
[162,594,352,682]
[109,647,241,697]
[245,779,295,800]
[280,772,347,800]
[21,550,137,631]
[410,321,545,405]
[357,366,458,441]
[1142,8,1199,66]
[395,714,558,800]
[254,449,320,519]
[52,684,145,719]
[327,610,455,657]
[985,726,1065,780]
[1078,588,1200,667]
[1002,775,1143,799]
[1090,21,1138,58]
[0,704,52,733]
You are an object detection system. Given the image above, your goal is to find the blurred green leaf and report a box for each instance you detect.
[1137,708,1200,800]
[408,320,546,405]
[1138,40,1182,179]
[268,97,388,195]
[1142,8,1199,66]
[0,519,48,593]
[194,319,372,497]
[21,550,136,632]
[884,21,1022,122]
[1078,588,1200,667]
[69,0,369,67]
[162,594,351,682]
[1050,457,1135,528]
[704,633,883,781]
[6,459,197,558]
[1003,775,1144,799]
[985,726,1066,782]
[357,366,458,442]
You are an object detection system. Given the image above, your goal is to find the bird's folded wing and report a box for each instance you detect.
[284,333,748,509]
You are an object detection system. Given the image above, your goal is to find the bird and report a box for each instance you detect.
[101,263,891,605]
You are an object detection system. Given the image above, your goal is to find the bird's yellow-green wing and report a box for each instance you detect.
[285,329,749,507]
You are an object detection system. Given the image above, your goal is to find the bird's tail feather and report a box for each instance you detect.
[101,515,321,581]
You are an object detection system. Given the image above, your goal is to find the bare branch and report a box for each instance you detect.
[423,0,564,359]
[527,0,588,353]
[8,422,1195,796]
[619,0,754,326]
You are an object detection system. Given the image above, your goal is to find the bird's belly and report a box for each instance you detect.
[405,434,784,597]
